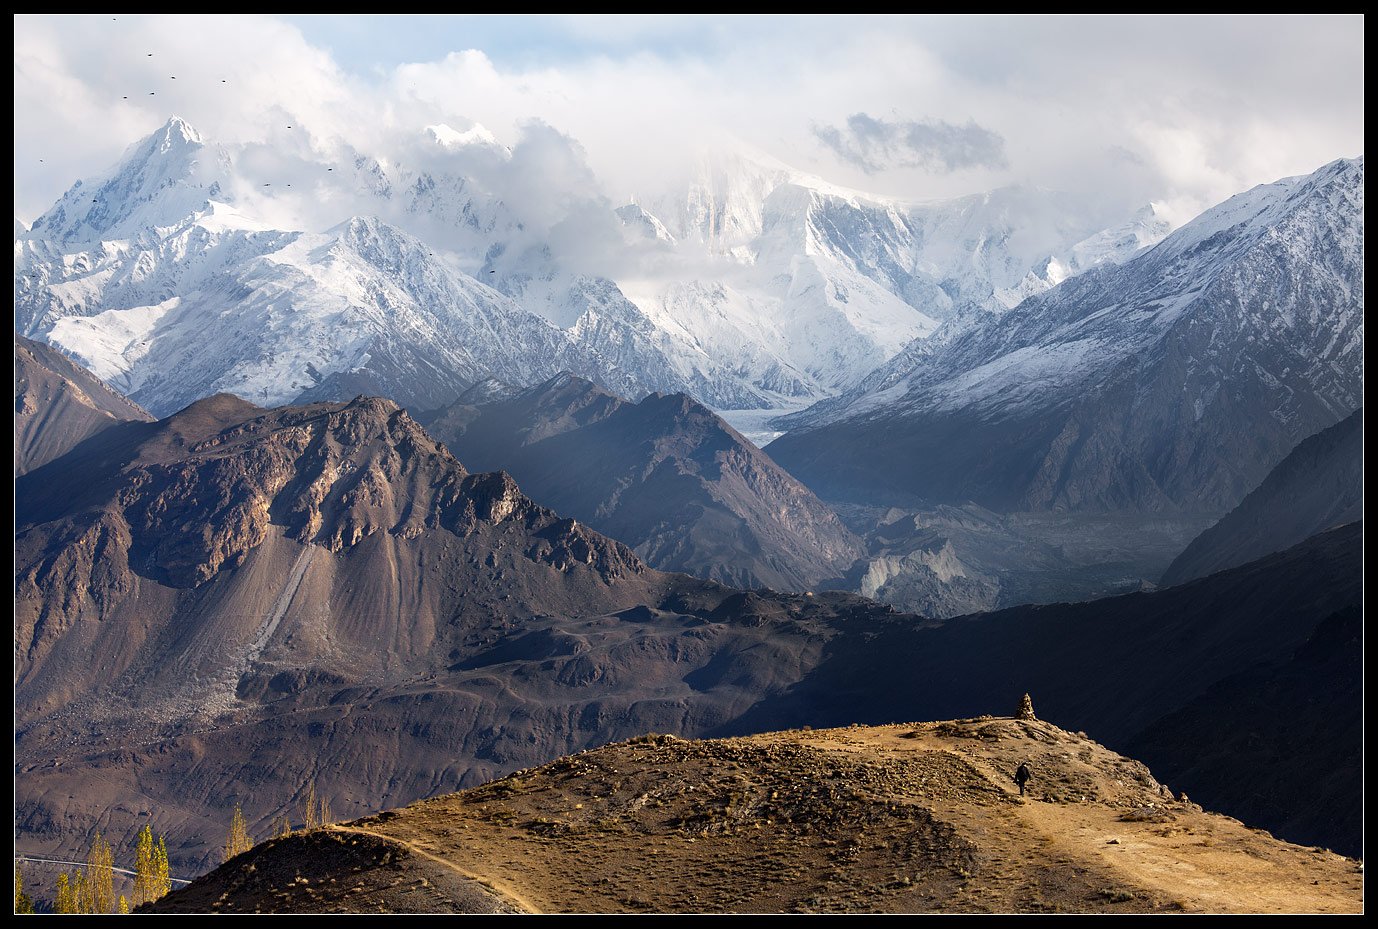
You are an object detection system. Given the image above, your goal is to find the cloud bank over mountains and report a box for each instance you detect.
[14,14,1364,236]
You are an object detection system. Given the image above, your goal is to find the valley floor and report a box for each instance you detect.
[833,504,1219,617]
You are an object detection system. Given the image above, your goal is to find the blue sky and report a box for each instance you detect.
[279,14,745,73]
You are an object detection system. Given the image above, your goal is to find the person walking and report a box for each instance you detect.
[1014,761,1032,796]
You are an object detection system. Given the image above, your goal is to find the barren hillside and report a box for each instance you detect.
[148,718,1362,914]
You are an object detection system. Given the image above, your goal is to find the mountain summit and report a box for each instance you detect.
[16,118,1170,418]
[26,116,221,246]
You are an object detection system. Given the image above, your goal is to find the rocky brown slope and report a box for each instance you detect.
[13,391,894,873]
[15,386,1361,876]
[420,372,864,592]
[13,333,154,474]
[146,720,1362,914]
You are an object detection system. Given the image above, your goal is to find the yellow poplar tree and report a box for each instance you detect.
[134,825,154,905]
[154,835,172,900]
[87,830,115,913]
[134,825,174,905]
[301,779,320,831]
[54,872,75,914]
[14,866,35,914]
[72,869,91,914]
[118,894,130,914]
[224,804,252,862]
[133,825,157,906]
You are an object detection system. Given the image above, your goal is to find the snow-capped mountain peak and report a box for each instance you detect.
[153,114,204,148]
[616,203,676,244]
[28,116,226,246]
[1065,201,1175,273]
[16,116,1245,427]
[1150,156,1362,264]
[768,156,1364,514]
[426,122,507,155]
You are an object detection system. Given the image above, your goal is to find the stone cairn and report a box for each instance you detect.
[1016,693,1037,721]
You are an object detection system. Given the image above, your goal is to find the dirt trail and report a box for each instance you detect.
[326,824,539,914]
[796,724,1361,914]
[1020,802,1357,914]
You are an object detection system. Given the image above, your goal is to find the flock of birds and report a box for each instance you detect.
[34,19,489,271]
[39,17,336,196]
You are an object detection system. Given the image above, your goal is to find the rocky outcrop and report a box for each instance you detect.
[15,393,646,715]
[855,539,1001,618]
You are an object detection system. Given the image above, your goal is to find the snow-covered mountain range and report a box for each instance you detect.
[15,117,1169,417]
[768,157,1365,512]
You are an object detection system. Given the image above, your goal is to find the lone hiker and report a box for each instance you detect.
[1014,761,1032,796]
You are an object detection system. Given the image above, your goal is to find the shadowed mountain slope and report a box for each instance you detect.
[14,333,154,474]
[421,373,863,592]
[724,523,1362,856]
[1161,409,1363,586]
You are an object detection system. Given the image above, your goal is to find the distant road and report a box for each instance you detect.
[13,855,193,886]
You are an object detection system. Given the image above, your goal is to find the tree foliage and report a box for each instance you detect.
[54,872,75,914]
[299,778,334,831]
[133,824,172,906]
[154,835,172,900]
[302,779,320,831]
[44,825,174,913]
[224,804,253,862]
[72,869,91,914]
[14,866,35,914]
[87,830,116,913]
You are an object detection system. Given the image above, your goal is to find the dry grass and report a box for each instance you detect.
[149,719,1363,914]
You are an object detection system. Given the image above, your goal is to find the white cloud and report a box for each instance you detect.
[13,14,1365,228]
[815,114,1008,174]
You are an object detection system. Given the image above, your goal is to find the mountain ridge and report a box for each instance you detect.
[1160,408,1363,585]
[420,372,864,592]
[767,157,1363,513]
[14,333,155,475]
[17,117,1170,419]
